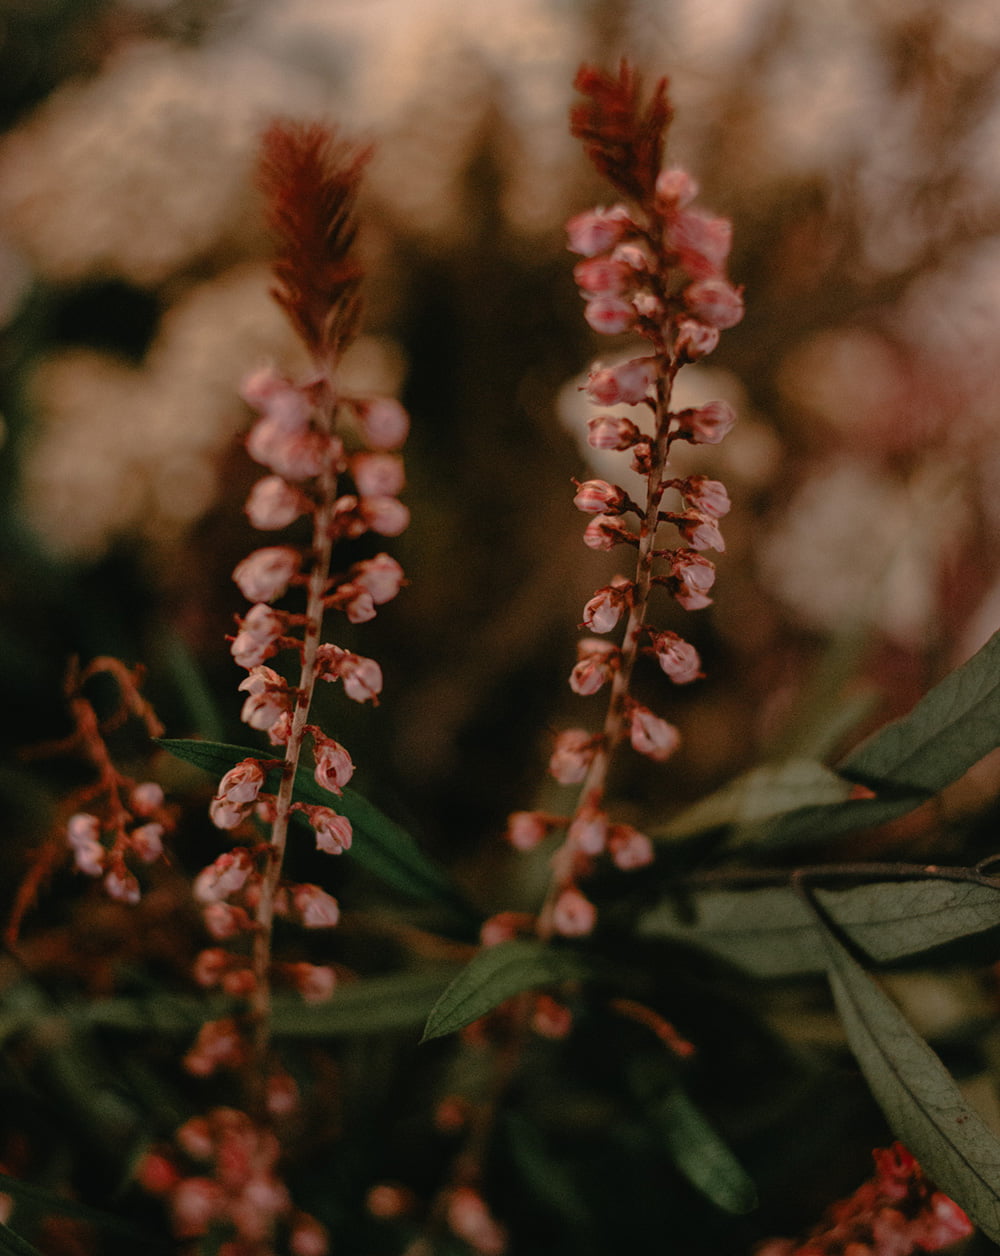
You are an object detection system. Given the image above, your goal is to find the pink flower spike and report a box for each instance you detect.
[652,632,703,684]
[676,400,737,446]
[584,297,634,335]
[566,205,632,256]
[629,705,681,762]
[573,479,627,514]
[551,886,597,937]
[683,278,744,330]
[245,475,309,530]
[549,728,597,784]
[232,547,299,603]
[358,398,410,450]
[655,167,699,208]
[312,737,355,795]
[587,414,641,450]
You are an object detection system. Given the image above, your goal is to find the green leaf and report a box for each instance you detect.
[841,628,1000,793]
[157,739,476,921]
[81,969,458,1038]
[421,941,590,1043]
[503,1113,592,1227]
[0,1225,43,1256]
[0,1175,165,1246]
[751,630,1000,848]
[653,759,856,842]
[652,1088,757,1214]
[639,877,1000,978]
[815,914,1000,1243]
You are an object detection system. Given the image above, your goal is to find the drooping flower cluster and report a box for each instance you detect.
[505,63,742,938]
[137,1108,330,1256]
[754,1143,972,1256]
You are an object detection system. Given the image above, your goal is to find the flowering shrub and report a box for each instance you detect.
[6,58,1000,1256]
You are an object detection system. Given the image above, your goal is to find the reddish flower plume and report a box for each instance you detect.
[570,61,673,206]
[257,120,373,364]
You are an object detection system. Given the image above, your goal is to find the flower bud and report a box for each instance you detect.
[586,414,641,452]
[245,475,308,530]
[569,640,618,696]
[505,811,553,850]
[675,510,725,552]
[288,963,337,1004]
[350,553,405,605]
[565,205,632,256]
[608,824,655,870]
[582,585,627,634]
[683,279,744,330]
[682,475,731,518]
[193,850,254,903]
[170,1177,224,1239]
[583,514,632,550]
[217,759,266,806]
[305,805,353,855]
[652,632,702,684]
[548,728,596,785]
[73,839,105,876]
[676,400,736,446]
[105,866,141,904]
[131,822,164,863]
[629,705,681,761]
[551,886,597,937]
[129,782,164,816]
[312,738,355,795]
[292,884,341,928]
[241,368,311,427]
[232,547,299,603]
[238,667,291,731]
[359,495,410,537]
[671,553,716,601]
[246,417,332,481]
[67,812,101,848]
[568,808,608,855]
[675,319,720,361]
[352,452,405,498]
[358,398,409,450]
[573,479,627,514]
[584,297,634,335]
[655,167,699,208]
[573,256,633,297]
[585,357,656,405]
[666,209,732,280]
[230,629,277,669]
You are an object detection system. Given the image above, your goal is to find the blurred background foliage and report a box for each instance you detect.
[5,1,1000,1251]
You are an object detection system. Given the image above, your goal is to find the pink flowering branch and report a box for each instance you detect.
[505,62,744,938]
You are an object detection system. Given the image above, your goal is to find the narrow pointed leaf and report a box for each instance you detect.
[421,941,590,1043]
[654,759,855,842]
[0,1226,42,1256]
[639,877,1000,978]
[158,739,476,920]
[653,1088,757,1214]
[840,628,1000,793]
[80,969,458,1038]
[751,630,1000,847]
[817,915,1000,1241]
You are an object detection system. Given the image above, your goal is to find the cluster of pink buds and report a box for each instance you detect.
[65,778,171,904]
[755,1143,972,1256]
[508,65,742,940]
[137,1107,329,1255]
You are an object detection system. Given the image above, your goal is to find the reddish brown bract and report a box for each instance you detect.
[257,121,373,363]
[570,61,673,206]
